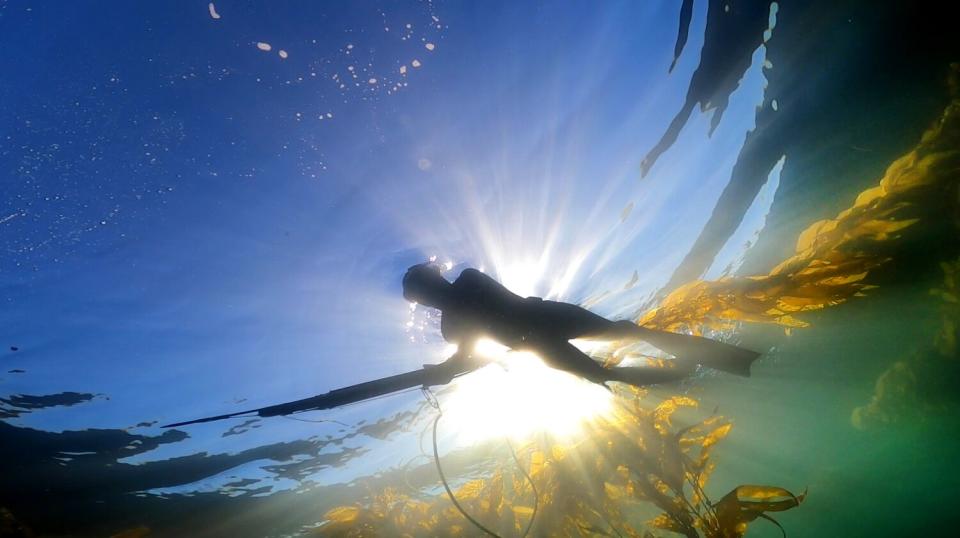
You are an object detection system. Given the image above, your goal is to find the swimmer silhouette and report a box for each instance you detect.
[163,263,763,428]
[404,263,760,387]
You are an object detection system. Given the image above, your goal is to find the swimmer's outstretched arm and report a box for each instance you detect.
[423,336,486,383]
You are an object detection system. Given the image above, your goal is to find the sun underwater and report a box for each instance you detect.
[443,338,615,443]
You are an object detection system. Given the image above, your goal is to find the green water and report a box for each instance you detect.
[706,283,960,536]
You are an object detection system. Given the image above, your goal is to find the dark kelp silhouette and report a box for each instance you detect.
[643,0,771,172]
[645,0,960,296]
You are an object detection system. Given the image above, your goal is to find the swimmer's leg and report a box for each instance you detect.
[533,340,696,388]
[606,362,697,387]
[577,320,760,377]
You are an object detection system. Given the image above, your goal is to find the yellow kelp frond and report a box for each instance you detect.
[639,90,960,334]
[313,396,803,537]
[711,485,806,538]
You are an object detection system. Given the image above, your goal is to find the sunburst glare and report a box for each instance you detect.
[442,338,614,444]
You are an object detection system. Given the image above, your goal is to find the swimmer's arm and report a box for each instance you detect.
[444,335,481,367]
[422,336,484,383]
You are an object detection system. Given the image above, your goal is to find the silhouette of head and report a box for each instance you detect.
[402,263,453,308]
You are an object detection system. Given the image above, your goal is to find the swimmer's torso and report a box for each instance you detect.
[440,268,546,349]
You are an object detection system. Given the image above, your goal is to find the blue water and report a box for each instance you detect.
[2,1,958,536]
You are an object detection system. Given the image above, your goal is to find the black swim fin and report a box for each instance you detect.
[634,326,760,377]
[605,363,696,386]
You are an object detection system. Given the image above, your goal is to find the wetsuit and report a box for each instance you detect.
[437,269,758,386]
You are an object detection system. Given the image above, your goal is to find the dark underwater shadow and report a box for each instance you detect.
[644,0,960,297]
[0,392,427,537]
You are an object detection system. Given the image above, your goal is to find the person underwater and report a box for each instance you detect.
[403,262,760,387]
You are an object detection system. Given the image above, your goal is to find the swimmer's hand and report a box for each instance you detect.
[422,346,485,384]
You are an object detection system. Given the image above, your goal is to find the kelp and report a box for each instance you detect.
[636,76,960,337]
[314,67,959,538]
[851,257,960,430]
[314,394,802,537]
